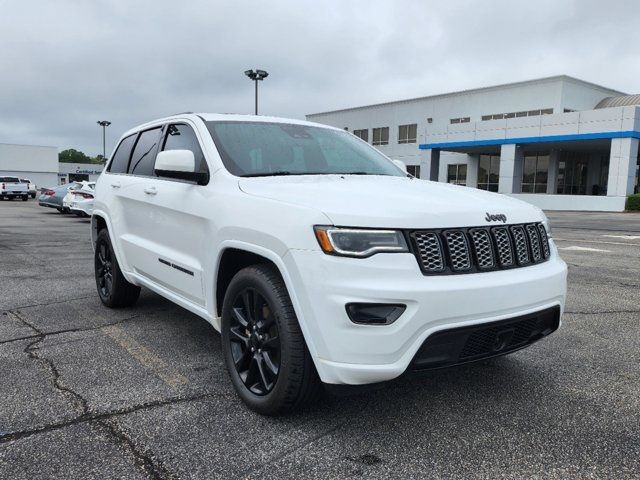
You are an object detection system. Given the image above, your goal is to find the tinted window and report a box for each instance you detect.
[206,122,404,177]
[162,124,208,174]
[129,128,162,176]
[108,134,136,174]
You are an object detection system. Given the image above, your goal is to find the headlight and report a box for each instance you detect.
[541,216,553,238]
[314,226,409,258]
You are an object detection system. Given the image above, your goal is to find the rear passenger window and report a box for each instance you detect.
[108,134,136,174]
[129,128,162,176]
[162,124,209,175]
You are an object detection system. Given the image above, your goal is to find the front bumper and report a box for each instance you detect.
[284,244,567,385]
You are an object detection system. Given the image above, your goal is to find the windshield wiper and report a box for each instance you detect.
[240,171,294,177]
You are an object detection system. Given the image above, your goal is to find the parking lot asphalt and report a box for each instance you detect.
[0,201,639,479]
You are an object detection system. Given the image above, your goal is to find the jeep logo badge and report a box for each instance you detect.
[485,212,507,223]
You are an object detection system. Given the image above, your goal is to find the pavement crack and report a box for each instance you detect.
[6,294,94,311]
[94,418,175,480]
[12,311,91,417]
[0,392,214,444]
[0,312,141,347]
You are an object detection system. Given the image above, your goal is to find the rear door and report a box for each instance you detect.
[111,127,164,278]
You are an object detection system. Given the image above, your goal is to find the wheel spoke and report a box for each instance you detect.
[262,351,279,376]
[262,335,279,349]
[256,353,271,391]
[244,356,259,389]
[231,307,249,328]
[242,290,255,323]
[229,326,249,346]
[233,348,250,371]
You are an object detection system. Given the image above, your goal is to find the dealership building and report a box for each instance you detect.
[0,143,103,187]
[307,75,640,211]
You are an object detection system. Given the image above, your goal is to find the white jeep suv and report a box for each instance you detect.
[92,114,567,415]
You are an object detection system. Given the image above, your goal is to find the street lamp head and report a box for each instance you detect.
[97,120,111,127]
[244,69,268,81]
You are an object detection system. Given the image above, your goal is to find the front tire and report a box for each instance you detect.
[221,264,319,415]
[94,229,140,308]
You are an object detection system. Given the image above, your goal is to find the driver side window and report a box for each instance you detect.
[160,124,209,178]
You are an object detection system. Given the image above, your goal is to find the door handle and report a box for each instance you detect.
[144,186,158,195]
[110,182,121,188]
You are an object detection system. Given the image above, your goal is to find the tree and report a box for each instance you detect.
[59,149,105,164]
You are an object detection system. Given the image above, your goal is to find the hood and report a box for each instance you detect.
[238,175,543,229]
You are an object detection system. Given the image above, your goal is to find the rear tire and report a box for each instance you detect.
[22,195,28,201]
[221,264,320,415]
[30,193,36,199]
[95,229,140,308]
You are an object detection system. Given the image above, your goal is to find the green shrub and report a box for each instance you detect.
[626,194,640,211]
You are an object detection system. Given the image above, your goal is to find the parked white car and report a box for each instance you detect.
[63,181,95,216]
[92,114,567,415]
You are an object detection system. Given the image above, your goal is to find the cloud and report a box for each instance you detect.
[0,0,638,155]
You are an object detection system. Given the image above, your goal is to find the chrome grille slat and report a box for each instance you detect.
[537,223,551,258]
[413,232,445,272]
[443,230,471,271]
[469,229,495,269]
[509,225,530,265]
[410,223,548,275]
[492,227,514,267]
[526,224,542,262]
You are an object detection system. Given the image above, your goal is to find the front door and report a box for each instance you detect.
[123,122,211,307]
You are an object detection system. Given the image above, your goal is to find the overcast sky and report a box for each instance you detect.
[1,0,639,156]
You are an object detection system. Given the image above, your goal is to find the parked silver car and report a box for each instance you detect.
[38,183,81,212]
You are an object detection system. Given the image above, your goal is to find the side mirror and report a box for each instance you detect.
[154,150,208,185]
[392,159,407,173]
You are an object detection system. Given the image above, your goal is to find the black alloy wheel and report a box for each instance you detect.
[96,238,114,299]
[228,288,281,395]
[94,229,140,308]
[221,264,320,415]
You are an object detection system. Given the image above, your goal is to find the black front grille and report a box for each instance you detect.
[410,222,550,275]
[411,306,560,370]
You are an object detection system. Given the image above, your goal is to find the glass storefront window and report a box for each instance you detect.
[447,164,467,186]
[478,154,499,192]
[521,153,549,193]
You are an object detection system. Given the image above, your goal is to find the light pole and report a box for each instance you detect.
[244,69,269,115]
[97,120,111,163]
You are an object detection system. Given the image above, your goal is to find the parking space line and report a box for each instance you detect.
[601,234,640,240]
[558,246,611,253]
[101,324,189,388]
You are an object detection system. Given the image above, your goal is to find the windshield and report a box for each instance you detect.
[206,121,406,177]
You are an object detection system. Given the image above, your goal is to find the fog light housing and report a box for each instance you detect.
[345,303,406,325]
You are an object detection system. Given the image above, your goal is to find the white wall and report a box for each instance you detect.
[0,143,58,174]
